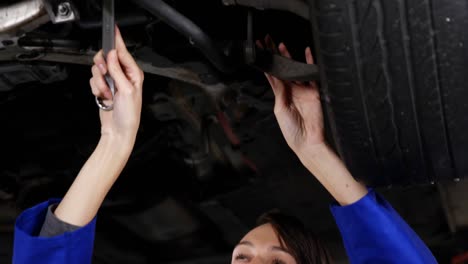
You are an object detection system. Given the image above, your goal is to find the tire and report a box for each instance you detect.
[309,0,468,185]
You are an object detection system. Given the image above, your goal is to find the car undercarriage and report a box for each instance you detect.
[2,0,468,263]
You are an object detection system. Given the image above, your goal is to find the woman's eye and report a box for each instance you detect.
[235,254,250,261]
[272,258,286,264]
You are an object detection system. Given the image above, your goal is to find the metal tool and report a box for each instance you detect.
[95,0,115,111]
[253,49,320,81]
[244,10,320,81]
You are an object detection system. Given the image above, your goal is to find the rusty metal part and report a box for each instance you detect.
[0,0,80,50]
[0,0,49,47]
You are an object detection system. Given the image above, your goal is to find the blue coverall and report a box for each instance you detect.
[12,190,437,264]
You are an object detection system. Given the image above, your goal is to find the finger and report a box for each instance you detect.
[93,50,107,75]
[115,26,143,84]
[271,76,287,110]
[91,65,112,99]
[90,78,100,97]
[267,74,286,101]
[115,26,128,53]
[90,77,110,100]
[107,49,132,92]
[265,35,278,54]
[278,43,292,59]
[305,47,314,64]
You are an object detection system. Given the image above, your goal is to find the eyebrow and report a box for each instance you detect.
[270,246,292,255]
[237,241,254,247]
[236,241,293,255]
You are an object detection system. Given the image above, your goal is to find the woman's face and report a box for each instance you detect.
[231,223,297,264]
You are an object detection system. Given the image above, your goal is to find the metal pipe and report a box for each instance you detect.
[131,0,234,73]
[222,0,309,20]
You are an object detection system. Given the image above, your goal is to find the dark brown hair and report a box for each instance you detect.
[257,211,332,264]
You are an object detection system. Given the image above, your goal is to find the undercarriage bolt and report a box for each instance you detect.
[58,2,71,17]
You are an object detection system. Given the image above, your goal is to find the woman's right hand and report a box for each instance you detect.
[53,27,144,226]
[90,26,144,141]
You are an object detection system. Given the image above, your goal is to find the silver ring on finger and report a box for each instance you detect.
[95,96,114,111]
[95,74,115,111]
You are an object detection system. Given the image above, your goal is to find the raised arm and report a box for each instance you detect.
[259,37,436,263]
[13,27,144,264]
[257,36,367,205]
[54,26,144,226]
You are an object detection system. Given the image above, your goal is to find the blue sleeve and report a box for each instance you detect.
[331,189,437,264]
[13,199,96,264]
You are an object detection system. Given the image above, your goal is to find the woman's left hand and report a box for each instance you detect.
[258,36,325,156]
[258,36,368,205]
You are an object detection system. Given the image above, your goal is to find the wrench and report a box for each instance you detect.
[95,0,115,111]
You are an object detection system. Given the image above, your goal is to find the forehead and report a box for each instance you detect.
[241,223,282,246]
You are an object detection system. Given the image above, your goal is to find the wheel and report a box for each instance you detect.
[309,0,468,185]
